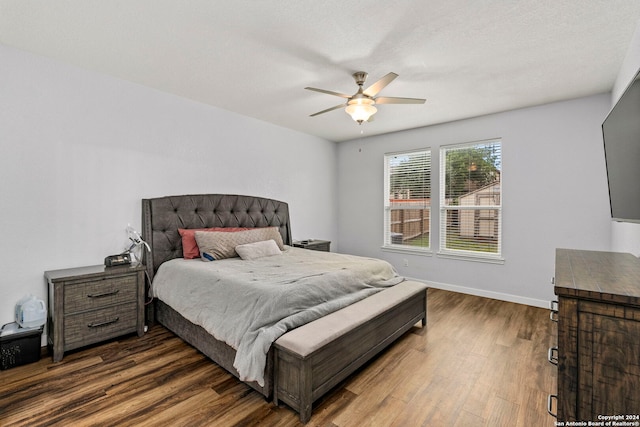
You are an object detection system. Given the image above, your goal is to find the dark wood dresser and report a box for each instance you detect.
[45,264,145,362]
[552,248,640,422]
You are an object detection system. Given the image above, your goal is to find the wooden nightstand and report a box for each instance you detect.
[44,264,145,362]
[293,240,331,252]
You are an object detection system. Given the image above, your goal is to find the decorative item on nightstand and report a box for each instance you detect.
[104,252,131,267]
[103,226,150,267]
[293,239,331,252]
[124,224,150,263]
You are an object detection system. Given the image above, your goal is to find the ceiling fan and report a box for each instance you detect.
[305,72,426,124]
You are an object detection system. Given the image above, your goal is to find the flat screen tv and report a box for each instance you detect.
[602,69,640,223]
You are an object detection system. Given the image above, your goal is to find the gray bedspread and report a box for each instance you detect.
[152,246,403,386]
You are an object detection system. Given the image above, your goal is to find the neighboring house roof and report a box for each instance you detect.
[459,178,501,200]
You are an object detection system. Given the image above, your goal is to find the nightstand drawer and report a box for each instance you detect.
[64,275,137,313]
[64,302,138,349]
[305,241,330,252]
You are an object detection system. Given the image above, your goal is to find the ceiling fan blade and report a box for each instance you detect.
[304,87,352,98]
[375,96,426,105]
[310,103,345,117]
[363,72,398,97]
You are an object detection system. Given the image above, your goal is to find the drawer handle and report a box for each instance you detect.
[87,289,120,298]
[547,394,557,418]
[549,300,558,322]
[548,346,558,365]
[88,317,119,328]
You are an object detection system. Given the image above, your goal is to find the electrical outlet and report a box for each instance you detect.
[403,259,409,267]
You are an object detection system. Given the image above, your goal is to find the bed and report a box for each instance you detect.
[141,194,427,419]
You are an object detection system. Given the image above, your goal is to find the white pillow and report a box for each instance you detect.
[235,239,282,260]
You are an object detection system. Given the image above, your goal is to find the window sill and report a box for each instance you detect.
[381,245,433,256]
[437,250,505,264]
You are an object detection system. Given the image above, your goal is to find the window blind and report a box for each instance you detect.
[384,149,431,251]
[439,140,502,258]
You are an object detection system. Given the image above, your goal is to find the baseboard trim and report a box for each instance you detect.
[405,277,550,309]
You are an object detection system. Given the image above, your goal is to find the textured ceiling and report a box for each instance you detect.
[1,1,640,142]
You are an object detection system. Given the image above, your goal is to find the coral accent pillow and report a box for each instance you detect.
[178,227,249,259]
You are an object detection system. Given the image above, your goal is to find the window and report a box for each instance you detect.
[439,139,502,260]
[384,149,431,252]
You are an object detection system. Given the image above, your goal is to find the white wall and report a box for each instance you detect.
[337,94,612,307]
[0,45,338,334]
[610,21,640,256]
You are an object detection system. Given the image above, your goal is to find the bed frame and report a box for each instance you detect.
[142,194,290,397]
[141,194,426,410]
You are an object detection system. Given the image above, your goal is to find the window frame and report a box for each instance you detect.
[438,139,504,263]
[382,148,432,255]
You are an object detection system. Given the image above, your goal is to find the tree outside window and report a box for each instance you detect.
[440,140,502,258]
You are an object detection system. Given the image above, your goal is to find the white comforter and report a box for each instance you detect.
[152,246,403,386]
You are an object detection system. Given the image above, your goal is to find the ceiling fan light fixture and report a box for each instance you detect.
[306,71,425,125]
[345,98,377,124]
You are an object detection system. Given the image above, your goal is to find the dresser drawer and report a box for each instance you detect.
[64,275,137,313]
[64,302,138,349]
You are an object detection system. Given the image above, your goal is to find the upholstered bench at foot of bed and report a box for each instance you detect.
[272,280,428,423]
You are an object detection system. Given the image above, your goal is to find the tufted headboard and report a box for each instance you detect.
[141,194,292,282]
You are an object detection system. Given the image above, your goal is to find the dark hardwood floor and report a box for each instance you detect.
[0,289,557,426]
